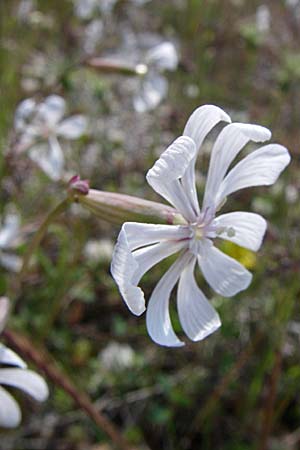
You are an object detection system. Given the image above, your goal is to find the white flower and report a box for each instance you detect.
[14,95,87,180]
[111,105,290,347]
[133,41,178,113]
[0,297,49,428]
[99,342,135,372]
[84,239,114,263]
[256,5,271,34]
[0,213,22,272]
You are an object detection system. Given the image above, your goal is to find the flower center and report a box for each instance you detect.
[187,207,236,256]
[190,207,216,241]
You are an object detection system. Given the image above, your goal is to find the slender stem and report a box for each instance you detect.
[3,328,133,450]
[258,350,282,450]
[18,198,70,282]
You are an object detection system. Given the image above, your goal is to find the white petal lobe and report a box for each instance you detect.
[0,368,49,401]
[146,251,192,347]
[213,212,267,251]
[203,123,271,209]
[198,240,252,297]
[183,104,231,151]
[36,95,66,126]
[0,345,27,368]
[30,137,64,180]
[122,222,191,251]
[132,240,187,285]
[134,73,168,113]
[146,136,197,221]
[177,259,221,341]
[111,223,186,316]
[145,42,178,71]
[0,297,10,333]
[182,104,231,214]
[111,227,146,316]
[57,115,87,139]
[0,386,21,428]
[216,144,291,205]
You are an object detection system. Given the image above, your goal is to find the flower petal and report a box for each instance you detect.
[0,345,27,368]
[145,42,178,71]
[203,123,271,210]
[0,386,21,428]
[177,258,221,341]
[213,212,267,251]
[133,72,168,113]
[0,297,9,333]
[0,214,20,249]
[215,144,291,206]
[0,368,49,402]
[57,115,87,139]
[29,137,64,181]
[132,240,188,285]
[121,222,191,251]
[146,136,198,221]
[111,223,187,316]
[0,253,22,272]
[14,98,36,131]
[36,95,66,126]
[146,251,193,347]
[182,105,231,215]
[198,239,252,297]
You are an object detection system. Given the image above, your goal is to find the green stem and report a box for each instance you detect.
[18,198,70,283]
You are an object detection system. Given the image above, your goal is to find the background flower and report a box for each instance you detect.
[14,95,87,180]
[0,298,49,428]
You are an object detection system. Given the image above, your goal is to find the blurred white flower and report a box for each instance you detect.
[99,341,135,371]
[98,0,151,15]
[286,0,300,7]
[111,105,290,347]
[0,297,49,428]
[17,0,35,22]
[256,4,271,34]
[74,0,98,19]
[83,19,104,53]
[285,184,298,204]
[98,0,117,15]
[0,213,22,272]
[133,42,179,112]
[14,95,87,180]
[95,36,178,112]
[84,239,114,263]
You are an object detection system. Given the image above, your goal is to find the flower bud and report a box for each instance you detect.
[68,175,90,196]
[79,189,184,225]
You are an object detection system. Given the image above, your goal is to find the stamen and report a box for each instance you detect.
[227,227,235,237]
[216,226,236,237]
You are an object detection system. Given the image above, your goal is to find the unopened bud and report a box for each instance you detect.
[78,189,184,225]
[68,175,90,197]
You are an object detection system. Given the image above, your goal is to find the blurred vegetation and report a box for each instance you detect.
[0,0,300,449]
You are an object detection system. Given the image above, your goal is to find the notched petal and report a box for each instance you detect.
[111,227,146,316]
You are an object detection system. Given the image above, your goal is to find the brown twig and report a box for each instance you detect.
[3,328,133,450]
